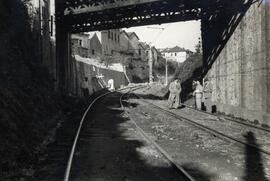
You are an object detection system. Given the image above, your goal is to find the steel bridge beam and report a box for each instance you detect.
[62,0,201,32]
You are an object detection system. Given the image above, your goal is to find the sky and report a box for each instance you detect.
[124,20,201,52]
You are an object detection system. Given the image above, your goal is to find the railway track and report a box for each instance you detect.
[120,89,195,181]
[129,93,270,157]
[63,85,193,181]
[181,103,270,133]
[63,85,145,181]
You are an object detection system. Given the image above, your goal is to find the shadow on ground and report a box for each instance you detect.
[181,163,216,181]
[243,131,269,181]
[68,92,213,181]
[130,93,164,100]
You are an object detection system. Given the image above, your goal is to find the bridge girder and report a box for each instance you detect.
[62,0,202,32]
[57,0,257,33]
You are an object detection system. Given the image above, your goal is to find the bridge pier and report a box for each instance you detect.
[55,0,72,94]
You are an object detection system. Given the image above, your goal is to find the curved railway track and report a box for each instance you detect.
[120,89,195,181]
[63,85,144,181]
[128,93,270,157]
[63,85,194,181]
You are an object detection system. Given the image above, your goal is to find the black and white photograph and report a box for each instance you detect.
[0,0,270,180]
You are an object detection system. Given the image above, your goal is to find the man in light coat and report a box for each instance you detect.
[168,79,182,109]
[193,80,203,110]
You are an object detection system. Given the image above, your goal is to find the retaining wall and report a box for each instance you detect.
[206,1,270,124]
[70,58,128,97]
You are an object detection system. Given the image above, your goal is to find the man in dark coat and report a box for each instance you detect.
[81,77,89,98]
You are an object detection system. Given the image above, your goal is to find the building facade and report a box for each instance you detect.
[87,32,102,58]
[71,33,90,58]
[71,32,102,58]
[101,29,121,56]
[161,46,189,63]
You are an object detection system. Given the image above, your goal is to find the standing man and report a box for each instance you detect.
[203,78,213,112]
[81,77,89,98]
[168,79,182,109]
[193,80,203,110]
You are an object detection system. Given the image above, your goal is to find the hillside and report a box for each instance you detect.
[173,53,203,100]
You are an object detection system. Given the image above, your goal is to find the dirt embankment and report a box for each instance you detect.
[142,53,203,100]
[0,0,82,178]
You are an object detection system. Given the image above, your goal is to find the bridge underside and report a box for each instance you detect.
[55,0,258,91]
[62,0,201,33]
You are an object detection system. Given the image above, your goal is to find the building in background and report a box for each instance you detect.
[71,33,89,58]
[71,32,102,58]
[120,30,141,58]
[119,30,134,56]
[101,29,121,56]
[151,46,158,65]
[127,32,140,56]
[119,30,158,63]
[138,42,148,61]
[161,46,191,63]
[87,32,102,58]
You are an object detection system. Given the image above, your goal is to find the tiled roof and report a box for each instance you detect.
[161,46,186,53]
[127,32,140,40]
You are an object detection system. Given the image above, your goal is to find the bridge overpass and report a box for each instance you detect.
[55,1,270,125]
[55,0,258,93]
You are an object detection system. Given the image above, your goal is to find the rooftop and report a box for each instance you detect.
[161,46,186,53]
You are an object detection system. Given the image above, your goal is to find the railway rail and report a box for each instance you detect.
[63,85,193,181]
[128,93,270,157]
[61,84,270,181]
[181,103,270,133]
[120,89,195,181]
[63,85,144,181]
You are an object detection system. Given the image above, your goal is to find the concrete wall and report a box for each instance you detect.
[28,0,57,80]
[206,1,270,124]
[70,60,128,97]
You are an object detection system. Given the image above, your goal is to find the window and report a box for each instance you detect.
[111,50,114,55]
[79,40,82,46]
[92,49,95,55]
[115,33,117,42]
[139,49,141,56]
[175,53,177,56]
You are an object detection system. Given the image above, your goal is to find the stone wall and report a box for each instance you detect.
[71,60,129,97]
[206,1,270,124]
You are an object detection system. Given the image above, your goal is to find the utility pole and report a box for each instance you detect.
[149,45,153,83]
[146,26,165,84]
[165,58,168,86]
